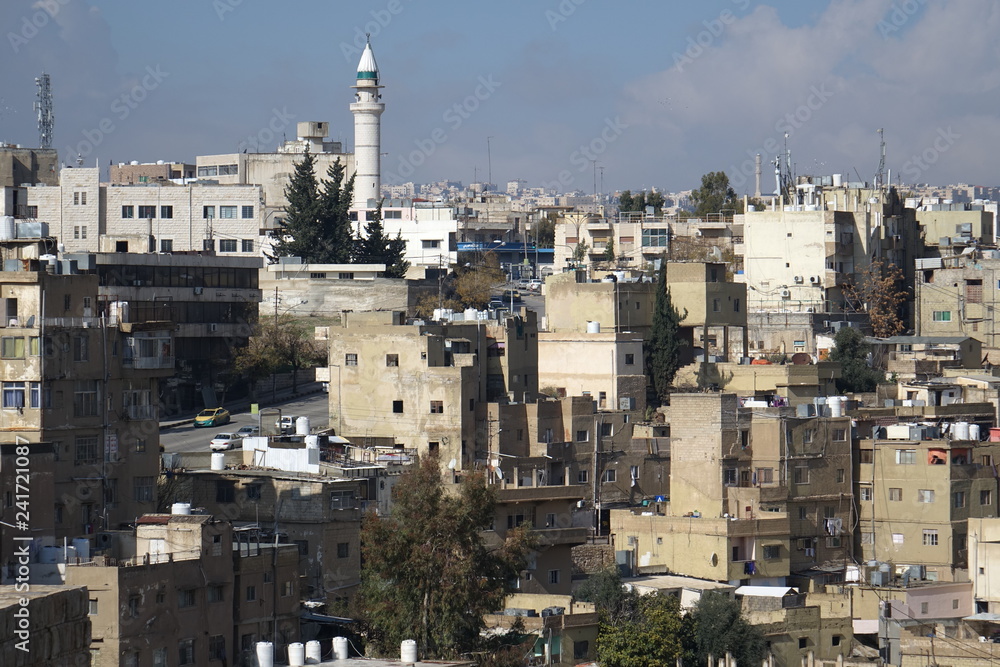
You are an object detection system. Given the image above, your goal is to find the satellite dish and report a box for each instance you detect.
[495,467,504,479]
[447,458,456,470]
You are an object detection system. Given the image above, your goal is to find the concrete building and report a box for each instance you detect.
[871,335,982,382]
[109,161,196,184]
[739,587,853,667]
[484,594,599,665]
[23,166,268,256]
[352,200,459,269]
[0,585,91,667]
[0,239,173,572]
[63,512,300,667]
[537,331,646,415]
[915,253,1000,351]
[914,203,994,248]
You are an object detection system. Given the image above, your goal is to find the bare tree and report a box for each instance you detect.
[843,259,908,338]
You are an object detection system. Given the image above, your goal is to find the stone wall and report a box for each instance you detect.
[0,585,91,667]
[571,543,615,575]
[260,276,438,317]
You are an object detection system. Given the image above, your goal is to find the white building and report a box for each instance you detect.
[350,38,384,210]
[359,200,458,269]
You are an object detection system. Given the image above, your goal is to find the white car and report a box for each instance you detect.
[276,415,301,434]
[210,433,241,451]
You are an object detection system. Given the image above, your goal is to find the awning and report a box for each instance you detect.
[734,586,797,597]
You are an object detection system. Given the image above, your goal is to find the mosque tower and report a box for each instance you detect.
[350,36,384,210]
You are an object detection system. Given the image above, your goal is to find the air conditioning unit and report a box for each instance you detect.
[193,286,203,295]
[619,397,635,410]
[809,275,821,284]
[209,323,218,332]
[793,275,804,284]
[780,289,791,298]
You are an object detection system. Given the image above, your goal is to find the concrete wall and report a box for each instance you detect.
[0,585,90,667]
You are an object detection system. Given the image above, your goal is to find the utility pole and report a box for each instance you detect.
[487,136,494,193]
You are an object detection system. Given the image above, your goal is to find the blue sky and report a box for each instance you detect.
[1,0,997,194]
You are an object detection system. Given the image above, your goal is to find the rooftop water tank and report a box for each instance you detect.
[586,321,601,334]
[256,642,274,667]
[211,452,225,471]
[401,640,418,664]
[333,637,349,660]
[171,502,191,515]
[305,640,322,664]
[288,643,305,667]
[296,416,310,435]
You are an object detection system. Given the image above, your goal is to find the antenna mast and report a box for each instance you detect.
[875,128,886,191]
[34,73,54,149]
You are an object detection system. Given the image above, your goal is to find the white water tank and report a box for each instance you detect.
[72,537,91,562]
[333,637,349,660]
[171,502,191,515]
[0,216,15,240]
[829,396,843,418]
[288,642,305,667]
[305,435,320,449]
[305,640,322,664]
[401,639,418,664]
[39,545,62,564]
[296,416,310,435]
[954,421,970,441]
[586,321,601,334]
[211,452,226,471]
[970,424,981,441]
[256,642,274,667]
[833,173,843,187]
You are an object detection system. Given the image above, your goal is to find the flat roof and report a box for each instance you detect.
[734,586,798,598]
[626,575,735,593]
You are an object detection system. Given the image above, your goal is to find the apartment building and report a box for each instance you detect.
[64,512,300,667]
[915,253,1000,350]
[109,161,196,184]
[0,239,173,573]
[537,331,646,415]
[0,585,91,667]
[23,167,267,256]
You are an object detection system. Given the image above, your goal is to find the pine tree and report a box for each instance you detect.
[648,262,687,403]
[356,201,410,278]
[385,230,410,279]
[603,236,616,263]
[317,160,356,264]
[269,148,320,261]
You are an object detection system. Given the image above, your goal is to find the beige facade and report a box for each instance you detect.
[915,254,1000,350]
[0,584,91,667]
[969,517,1000,612]
[109,161,196,184]
[485,594,599,665]
[537,332,646,414]
[24,167,267,256]
[0,146,58,189]
[64,513,299,667]
[917,208,994,246]
[741,589,853,667]
[544,274,655,336]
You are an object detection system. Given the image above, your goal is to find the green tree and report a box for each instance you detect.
[691,171,739,218]
[534,214,556,248]
[355,201,410,278]
[232,314,326,396]
[830,325,883,393]
[681,592,766,667]
[648,262,687,403]
[360,456,535,659]
[597,594,683,667]
[269,148,321,261]
[603,236,616,263]
[317,160,357,264]
[572,239,590,264]
[575,567,637,626]
[646,190,665,214]
[618,190,635,213]
[453,251,506,309]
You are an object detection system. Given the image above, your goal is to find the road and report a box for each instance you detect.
[161,392,331,453]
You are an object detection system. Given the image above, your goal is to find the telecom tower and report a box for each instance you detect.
[34,73,53,150]
[350,37,384,210]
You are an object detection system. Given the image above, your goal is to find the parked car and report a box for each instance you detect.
[236,425,260,438]
[195,407,231,428]
[502,289,523,303]
[276,415,301,434]
[209,433,241,451]
[526,279,542,292]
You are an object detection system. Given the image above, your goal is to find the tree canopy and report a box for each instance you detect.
[690,171,740,218]
[618,190,665,214]
[359,456,535,659]
[681,592,766,667]
[844,259,908,338]
[232,313,326,396]
[830,325,884,392]
[596,593,683,667]
[354,201,410,278]
[648,262,687,403]
[533,214,556,248]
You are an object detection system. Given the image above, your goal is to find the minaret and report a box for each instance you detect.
[351,36,384,210]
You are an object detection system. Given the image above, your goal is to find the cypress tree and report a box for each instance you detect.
[317,160,356,264]
[268,148,320,261]
[648,261,687,403]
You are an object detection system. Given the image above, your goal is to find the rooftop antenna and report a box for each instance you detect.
[875,128,886,191]
[754,153,762,198]
[486,136,493,193]
[34,73,54,149]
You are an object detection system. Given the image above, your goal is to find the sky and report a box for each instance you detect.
[1,0,998,195]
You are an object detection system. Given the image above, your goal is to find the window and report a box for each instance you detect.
[602,469,616,483]
[798,638,807,649]
[724,468,737,485]
[548,569,560,584]
[338,272,354,279]
[29,337,39,356]
[160,205,173,219]
[923,529,939,546]
[282,581,294,596]
[892,533,904,544]
[74,191,88,205]
[134,476,154,503]
[160,239,173,253]
[430,401,443,414]
[135,438,146,453]
[29,382,42,408]
[836,469,845,483]
[1,337,24,358]
[422,239,441,249]
[826,536,842,548]
[88,599,98,615]
[242,239,255,252]
[203,206,215,218]
[74,381,99,417]
[860,449,874,463]
[121,205,134,218]
[641,228,668,247]
[138,205,156,218]
[393,400,403,413]
[954,491,966,508]
[966,279,983,303]
[577,470,589,484]
[179,638,195,665]
[177,588,198,608]
[246,585,256,602]
[793,467,809,484]
[918,489,935,503]
[345,353,358,366]
[712,298,721,312]
[208,585,224,603]
[833,428,847,441]
[920,602,929,615]
[763,545,780,559]
[337,542,350,558]
[73,335,89,362]
[981,490,993,506]
[74,225,88,239]
[198,165,218,177]
[624,353,634,365]
[798,507,808,520]
[209,635,225,661]
[896,449,916,464]
[803,428,814,444]
[386,354,399,367]
[932,310,951,322]
[889,487,902,501]
[219,239,237,252]
[824,506,835,519]
[2,382,25,408]
[756,467,773,484]
[576,430,589,442]
[574,641,590,660]
[246,484,262,500]
[860,486,873,501]
[241,205,254,218]
[216,481,235,503]
[733,298,740,312]
[219,205,236,219]
[384,209,402,219]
